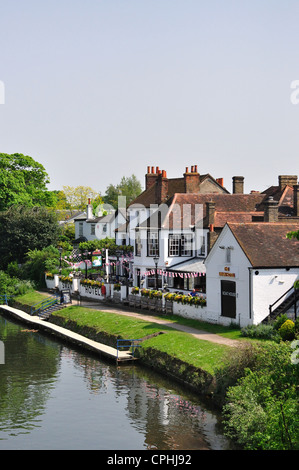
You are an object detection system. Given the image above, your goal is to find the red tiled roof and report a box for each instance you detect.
[228,223,299,267]
[129,173,229,207]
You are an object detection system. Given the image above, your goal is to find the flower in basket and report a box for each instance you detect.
[174,294,183,303]
[164,292,175,302]
[151,290,162,298]
[114,283,121,291]
[45,272,54,279]
[141,288,150,297]
[131,287,139,295]
[60,275,72,283]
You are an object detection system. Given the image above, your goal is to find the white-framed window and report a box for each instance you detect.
[181,234,193,256]
[135,231,141,256]
[198,235,206,256]
[169,234,180,256]
[168,233,193,257]
[147,231,159,256]
[90,224,96,235]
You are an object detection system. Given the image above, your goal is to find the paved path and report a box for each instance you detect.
[0,305,134,362]
[77,298,240,348]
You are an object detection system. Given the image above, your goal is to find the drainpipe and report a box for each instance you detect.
[248,267,252,321]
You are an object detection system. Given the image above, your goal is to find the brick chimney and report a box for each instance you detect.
[205,201,215,226]
[232,176,244,194]
[155,170,168,205]
[145,166,159,190]
[264,196,278,222]
[184,165,200,193]
[216,178,224,187]
[87,198,93,220]
[279,175,298,190]
[207,224,218,252]
[293,184,299,217]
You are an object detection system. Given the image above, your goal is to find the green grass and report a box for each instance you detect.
[14,290,50,306]
[52,305,230,374]
[142,331,228,374]
[160,313,244,340]
[52,305,174,338]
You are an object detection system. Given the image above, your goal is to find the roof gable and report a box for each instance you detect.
[228,222,299,267]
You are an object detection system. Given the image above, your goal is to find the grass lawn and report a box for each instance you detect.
[52,305,230,374]
[161,314,243,340]
[14,290,51,306]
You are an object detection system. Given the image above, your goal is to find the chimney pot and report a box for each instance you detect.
[185,167,189,173]
[264,196,278,222]
[194,165,198,173]
[156,166,159,174]
[151,166,154,173]
[279,175,298,190]
[191,165,194,173]
[147,166,150,174]
[232,176,244,194]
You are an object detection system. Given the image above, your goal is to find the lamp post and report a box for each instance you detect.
[153,255,159,290]
[115,249,123,281]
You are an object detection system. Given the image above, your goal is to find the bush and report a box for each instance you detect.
[279,320,296,341]
[222,342,299,450]
[241,323,279,341]
[273,314,289,330]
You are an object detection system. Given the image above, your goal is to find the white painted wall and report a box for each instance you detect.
[206,225,299,327]
[205,225,252,327]
[251,268,299,324]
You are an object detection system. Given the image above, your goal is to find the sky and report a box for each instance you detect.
[0,0,299,196]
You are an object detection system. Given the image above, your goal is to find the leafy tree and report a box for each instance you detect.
[222,342,299,450]
[62,185,100,211]
[103,174,142,208]
[0,153,56,210]
[0,206,61,268]
[22,245,61,286]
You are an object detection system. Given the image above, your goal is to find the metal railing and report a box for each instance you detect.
[0,294,14,305]
[116,338,142,361]
[269,285,297,319]
[30,296,59,317]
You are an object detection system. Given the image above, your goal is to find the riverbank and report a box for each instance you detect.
[3,292,244,403]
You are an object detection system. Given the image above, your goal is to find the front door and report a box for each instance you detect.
[221,280,236,318]
[136,269,141,288]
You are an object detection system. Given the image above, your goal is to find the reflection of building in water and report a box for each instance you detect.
[70,350,111,394]
[124,371,213,450]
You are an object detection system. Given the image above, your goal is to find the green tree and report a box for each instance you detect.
[222,342,299,450]
[0,153,56,210]
[62,185,100,211]
[0,206,61,268]
[103,174,142,208]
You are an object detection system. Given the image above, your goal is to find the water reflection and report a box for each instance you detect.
[0,315,231,450]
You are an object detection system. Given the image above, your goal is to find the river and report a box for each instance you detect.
[0,314,232,450]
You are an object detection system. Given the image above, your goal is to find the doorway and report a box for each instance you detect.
[221,280,236,318]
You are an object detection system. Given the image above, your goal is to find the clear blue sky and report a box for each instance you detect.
[0,0,298,195]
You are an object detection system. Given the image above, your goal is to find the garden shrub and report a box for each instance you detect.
[222,342,299,450]
[241,323,279,340]
[273,314,289,330]
[279,320,295,341]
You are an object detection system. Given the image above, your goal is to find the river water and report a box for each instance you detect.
[0,314,232,450]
